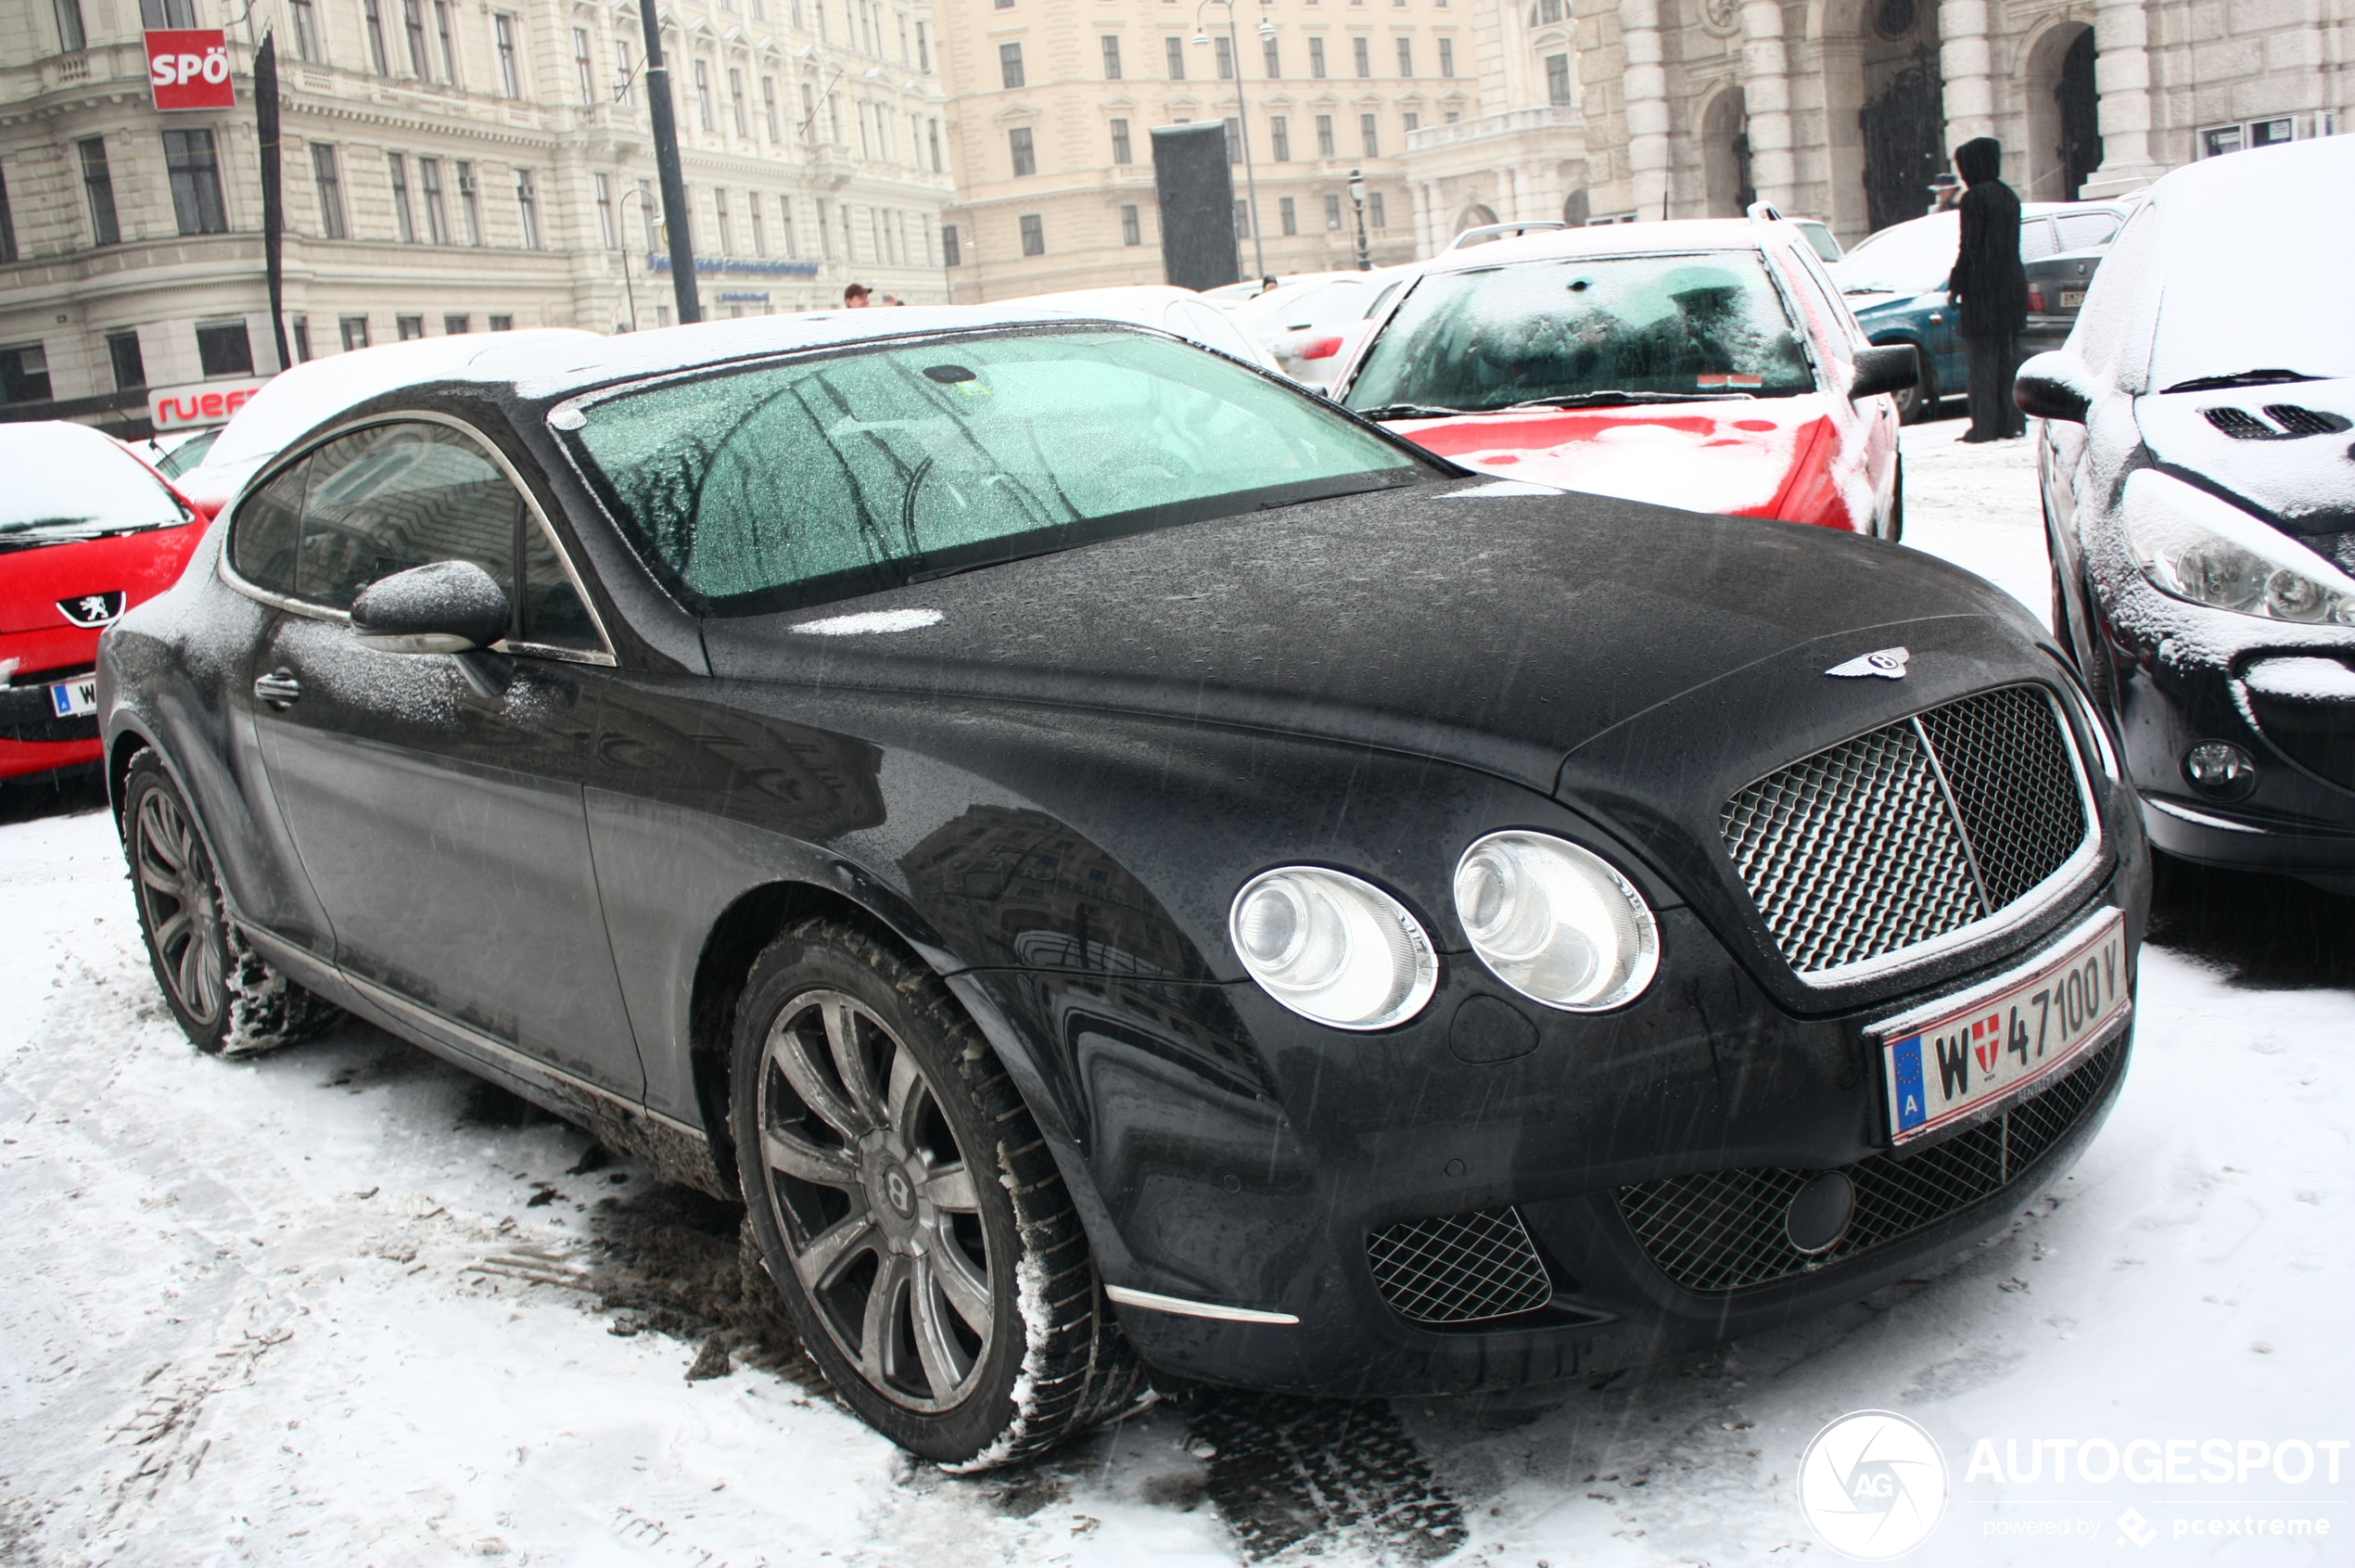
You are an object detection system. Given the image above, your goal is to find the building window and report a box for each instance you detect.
[999,41,1024,89]
[516,168,540,248]
[78,137,120,247]
[0,167,18,263]
[435,0,457,81]
[574,28,594,101]
[1111,118,1131,164]
[489,313,513,330]
[312,143,347,237]
[495,13,520,96]
[1369,190,1386,228]
[456,160,481,243]
[53,0,86,51]
[1279,195,1297,234]
[444,313,469,334]
[763,76,782,139]
[595,171,617,247]
[1,345,54,403]
[816,197,830,257]
[916,19,929,70]
[291,0,321,62]
[291,316,312,361]
[1119,203,1141,245]
[1323,192,1342,229]
[942,221,960,264]
[694,60,714,129]
[1018,212,1043,255]
[420,157,450,242]
[1214,34,1233,79]
[748,189,765,254]
[1395,36,1412,75]
[196,320,254,376]
[163,130,227,236]
[928,117,943,172]
[388,152,416,241]
[107,330,146,389]
[363,0,388,73]
[1539,0,1562,19]
[1263,35,1279,77]
[1546,52,1571,106]
[142,0,199,27]
[1101,34,1121,79]
[1232,198,1249,237]
[715,186,732,251]
[404,0,431,76]
[615,40,635,103]
[1359,111,1379,156]
[1269,114,1289,160]
[719,67,741,135]
[1010,125,1036,176]
[1308,36,1325,77]
[1316,113,1335,157]
[1404,110,1419,131]
[1438,37,1453,76]
[1165,35,1185,79]
[1223,117,1241,162]
[1353,35,1370,76]
[397,313,425,339]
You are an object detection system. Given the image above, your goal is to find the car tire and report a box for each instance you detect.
[122,748,339,1056]
[731,916,1143,1470]
[1892,349,1940,426]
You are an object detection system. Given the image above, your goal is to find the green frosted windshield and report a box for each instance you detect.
[566,326,1424,615]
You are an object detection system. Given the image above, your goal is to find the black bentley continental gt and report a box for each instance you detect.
[99,308,2148,1467]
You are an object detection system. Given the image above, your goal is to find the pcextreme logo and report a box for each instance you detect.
[1798,1409,1951,1560]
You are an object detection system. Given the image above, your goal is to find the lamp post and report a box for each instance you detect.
[617,185,658,331]
[1192,0,1271,281]
[1347,166,1371,271]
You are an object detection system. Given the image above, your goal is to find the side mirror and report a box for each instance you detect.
[1851,343,1920,402]
[2014,351,2097,423]
[350,560,511,655]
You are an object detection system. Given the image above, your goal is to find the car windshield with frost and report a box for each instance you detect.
[2143,195,2355,391]
[1342,250,1817,420]
[1826,212,1960,298]
[563,326,1427,617]
[0,426,187,551]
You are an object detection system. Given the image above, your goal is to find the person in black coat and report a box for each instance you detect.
[1945,136,2030,441]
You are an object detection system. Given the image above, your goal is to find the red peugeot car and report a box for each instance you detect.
[1332,211,1918,538]
[1,422,208,781]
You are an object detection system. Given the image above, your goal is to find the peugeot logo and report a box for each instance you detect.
[1826,646,1910,680]
[58,591,127,629]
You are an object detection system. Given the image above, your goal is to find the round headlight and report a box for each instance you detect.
[1228,866,1438,1031]
[1453,832,1659,1011]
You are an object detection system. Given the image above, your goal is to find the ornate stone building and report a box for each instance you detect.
[0,0,953,433]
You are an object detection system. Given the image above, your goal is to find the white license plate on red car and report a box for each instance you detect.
[49,677,97,718]
[1871,908,2130,1147]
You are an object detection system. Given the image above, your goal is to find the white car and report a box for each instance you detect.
[1010,286,1287,376]
[177,329,596,517]
[1240,268,1423,387]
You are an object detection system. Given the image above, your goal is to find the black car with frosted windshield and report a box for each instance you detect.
[98,308,2147,1467]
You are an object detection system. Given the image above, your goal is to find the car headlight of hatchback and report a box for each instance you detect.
[1229,867,1438,1030]
[1453,833,1660,1012]
[2120,468,2355,625]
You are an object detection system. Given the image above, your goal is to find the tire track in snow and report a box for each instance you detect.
[1185,1395,1468,1562]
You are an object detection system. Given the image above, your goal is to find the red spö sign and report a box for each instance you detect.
[146,30,236,110]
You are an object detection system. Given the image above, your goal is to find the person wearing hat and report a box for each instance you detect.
[844,283,872,308]
[1927,172,1962,214]
[1944,136,2030,442]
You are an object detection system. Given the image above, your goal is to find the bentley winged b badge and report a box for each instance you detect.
[1825,646,1910,680]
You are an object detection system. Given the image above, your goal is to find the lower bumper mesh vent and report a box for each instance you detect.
[1367,1207,1554,1325]
[1617,1037,2123,1294]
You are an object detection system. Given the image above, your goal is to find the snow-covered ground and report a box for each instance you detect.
[4,419,2350,1567]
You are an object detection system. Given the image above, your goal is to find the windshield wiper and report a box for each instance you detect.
[2160,369,2322,394]
[1499,390,1751,411]
[1353,402,1470,421]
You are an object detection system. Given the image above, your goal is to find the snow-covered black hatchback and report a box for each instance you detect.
[100,309,2147,1468]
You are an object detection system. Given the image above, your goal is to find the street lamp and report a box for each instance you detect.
[1347,167,1370,272]
[1191,0,1269,281]
[617,185,659,331]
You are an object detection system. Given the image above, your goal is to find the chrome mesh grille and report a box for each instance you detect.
[1721,686,2089,976]
[1366,1208,1554,1325]
[1617,1039,2122,1294]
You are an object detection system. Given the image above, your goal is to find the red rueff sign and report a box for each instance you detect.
[148,376,271,431]
[146,30,236,110]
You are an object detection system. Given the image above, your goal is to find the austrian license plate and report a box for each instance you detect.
[1871,908,2130,1147]
[2059,290,2086,309]
[49,676,97,718]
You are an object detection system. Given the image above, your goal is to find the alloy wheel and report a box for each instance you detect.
[133,786,225,1029]
[754,989,994,1413]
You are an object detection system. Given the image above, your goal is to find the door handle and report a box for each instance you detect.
[254,669,302,709]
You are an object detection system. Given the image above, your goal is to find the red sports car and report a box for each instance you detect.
[1333,213,1918,538]
[1,422,208,781]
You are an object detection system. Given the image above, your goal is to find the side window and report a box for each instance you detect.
[230,460,308,595]
[2073,201,2160,389]
[2053,211,2120,252]
[1777,244,1855,365]
[296,421,518,615]
[520,520,603,653]
[2018,217,2061,262]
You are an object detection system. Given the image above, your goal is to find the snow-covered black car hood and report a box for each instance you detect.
[702,481,2045,795]
[2136,377,2355,538]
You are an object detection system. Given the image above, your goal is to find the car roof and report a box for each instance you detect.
[1421,218,1776,275]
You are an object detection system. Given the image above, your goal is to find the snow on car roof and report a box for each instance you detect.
[1420,218,1774,275]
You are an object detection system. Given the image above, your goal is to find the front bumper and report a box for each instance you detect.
[0,666,102,780]
[987,869,2143,1399]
